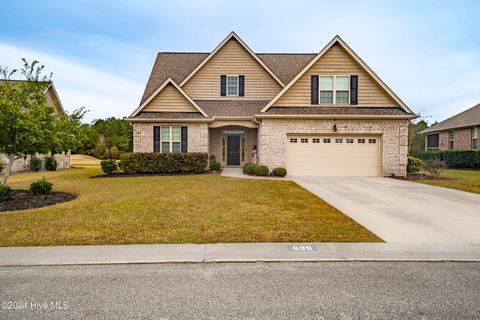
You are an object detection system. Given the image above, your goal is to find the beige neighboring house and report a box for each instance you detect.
[128,32,416,176]
[420,102,479,151]
[0,81,71,173]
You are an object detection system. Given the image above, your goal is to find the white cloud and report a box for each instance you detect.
[0,42,144,123]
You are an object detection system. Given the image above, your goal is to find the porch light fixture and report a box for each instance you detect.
[333,120,337,132]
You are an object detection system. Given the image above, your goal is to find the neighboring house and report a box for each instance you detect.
[128,32,416,176]
[420,103,479,151]
[0,81,71,173]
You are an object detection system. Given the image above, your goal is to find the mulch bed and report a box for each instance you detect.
[0,190,77,212]
[390,174,454,181]
[90,170,222,179]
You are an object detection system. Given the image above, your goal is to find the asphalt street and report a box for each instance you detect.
[1,262,479,319]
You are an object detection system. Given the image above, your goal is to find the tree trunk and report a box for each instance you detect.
[1,155,15,186]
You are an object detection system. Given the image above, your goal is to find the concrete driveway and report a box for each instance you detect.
[291,176,480,244]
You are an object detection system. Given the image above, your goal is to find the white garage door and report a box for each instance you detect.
[286,135,381,176]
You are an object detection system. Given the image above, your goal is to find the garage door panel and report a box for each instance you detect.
[286,136,380,176]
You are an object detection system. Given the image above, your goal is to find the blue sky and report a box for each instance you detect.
[1,0,479,123]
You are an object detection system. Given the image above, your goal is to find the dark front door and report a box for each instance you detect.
[227,135,241,166]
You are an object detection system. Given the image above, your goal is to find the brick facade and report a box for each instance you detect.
[258,119,409,176]
[133,122,209,153]
[438,127,474,150]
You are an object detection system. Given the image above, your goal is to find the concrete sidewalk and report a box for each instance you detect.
[1,243,479,266]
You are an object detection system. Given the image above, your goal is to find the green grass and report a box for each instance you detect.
[415,169,480,194]
[0,167,381,246]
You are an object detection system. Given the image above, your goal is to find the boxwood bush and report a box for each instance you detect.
[29,177,53,195]
[243,163,256,174]
[101,160,118,174]
[419,150,480,168]
[254,165,269,176]
[0,185,12,198]
[119,153,208,174]
[30,156,41,172]
[407,156,422,174]
[209,162,221,171]
[272,167,287,177]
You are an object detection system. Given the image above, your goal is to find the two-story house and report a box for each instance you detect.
[128,32,416,176]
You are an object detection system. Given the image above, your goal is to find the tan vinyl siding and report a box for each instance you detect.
[182,38,282,100]
[143,83,198,113]
[275,44,397,107]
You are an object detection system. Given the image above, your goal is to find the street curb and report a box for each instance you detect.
[1,243,479,266]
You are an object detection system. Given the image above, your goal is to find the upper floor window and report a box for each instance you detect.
[319,76,350,104]
[227,75,239,96]
[472,127,478,150]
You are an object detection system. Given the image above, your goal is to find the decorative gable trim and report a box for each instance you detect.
[45,83,66,116]
[179,32,285,88]
[129,78,208,118]
[261,36,414,114]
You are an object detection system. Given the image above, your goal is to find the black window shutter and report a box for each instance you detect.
[350,75,358,105]
[311,75,319,105]
[220,75,226,96]
[239,75,245,96]
[181,126,188,153]
[153,126,160,153]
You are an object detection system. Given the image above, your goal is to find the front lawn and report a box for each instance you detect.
[0,167,381,246]
[415,169,480,194]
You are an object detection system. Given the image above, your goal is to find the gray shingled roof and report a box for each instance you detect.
[420,103,480,133]
[139,52,316,105]
[264,107,410,116]
[195,100,269,117]
[134,112,206,119]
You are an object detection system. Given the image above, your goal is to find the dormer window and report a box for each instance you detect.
[319,76,350,104]
[227,75,239,96]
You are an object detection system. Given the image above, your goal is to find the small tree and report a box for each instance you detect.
[0,59,85,185]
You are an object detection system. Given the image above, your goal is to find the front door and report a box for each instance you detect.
[227,135,241,166]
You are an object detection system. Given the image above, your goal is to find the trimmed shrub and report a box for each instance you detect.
[272,167,287,177]
[29,177,53,195]
[421,159,446,178]
[109,146,120,160]
[119,153,208,174]
[209,162,221,171]
[407,156,421,174]
[96,144,107,159]
[243,163,256,174]
[419,150,480,168]
[45,155,58,171]
[101,160,118,174]
[254,165,269,176]
[0,185,12,198]
[30,156,41,172]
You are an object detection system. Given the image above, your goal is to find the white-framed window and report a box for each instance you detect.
[312,138,320,143]
[358,139,365,144]
[226,75,239,96]
[323,138,331,143]
[301,138,308,143]
[161,126,181,153]
[335,138,343,143]
[472,127,478,150]
[346,138,354,144]
[368,139,377,144]
[290,138,298,143]
[449,130,454,149]
[319,76,350,104]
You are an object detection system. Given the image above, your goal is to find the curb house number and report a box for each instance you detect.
[288,245,317,251]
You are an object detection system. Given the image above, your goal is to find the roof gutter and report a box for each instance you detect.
[127,118,214,123]
[254,114,418,120]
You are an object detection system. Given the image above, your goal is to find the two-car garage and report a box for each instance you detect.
[286,135,381,176]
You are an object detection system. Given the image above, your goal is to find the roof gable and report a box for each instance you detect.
[130,78,208,118]
[179,32,284,88]
[261,36,414,114]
